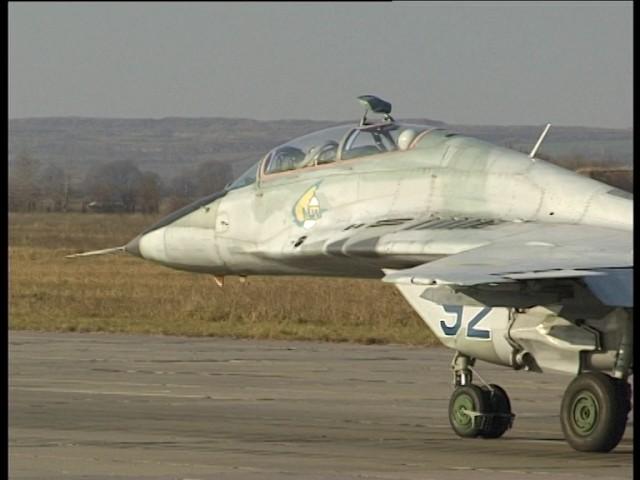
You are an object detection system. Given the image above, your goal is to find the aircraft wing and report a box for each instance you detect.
[381,223,632,307]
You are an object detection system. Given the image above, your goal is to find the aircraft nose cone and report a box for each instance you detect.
[128,227,167,262]
[125,235,143,258]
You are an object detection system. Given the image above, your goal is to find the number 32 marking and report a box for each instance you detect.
[439,306,491,339]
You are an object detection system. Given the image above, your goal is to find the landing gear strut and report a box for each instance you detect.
[447,353,514,439]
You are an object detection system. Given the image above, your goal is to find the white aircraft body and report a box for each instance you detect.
[71,96,633,452]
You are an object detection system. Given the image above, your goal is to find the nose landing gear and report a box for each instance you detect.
[480,384,513,438]
[448,353,515,439]
[449,384,488,437]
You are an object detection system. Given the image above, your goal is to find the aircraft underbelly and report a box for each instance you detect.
[395,283,514,367]
[393,282,627,375]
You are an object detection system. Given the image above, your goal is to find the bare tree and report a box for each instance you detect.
[9,151,41,211]
[166,169,198,211]
[164,161,233,213]
[137,171,162,214]
[37,163,66,211]
[84,160,142,212]
[170,169,197,199]
[194,160,233,197]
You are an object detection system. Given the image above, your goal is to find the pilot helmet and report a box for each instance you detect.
[397,129,417,150]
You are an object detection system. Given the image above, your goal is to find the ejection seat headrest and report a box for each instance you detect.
[397,129,417,150]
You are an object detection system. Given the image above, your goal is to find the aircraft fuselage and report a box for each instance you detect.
[132,129,632,278]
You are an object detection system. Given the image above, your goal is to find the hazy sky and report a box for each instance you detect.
[9,2,632,128]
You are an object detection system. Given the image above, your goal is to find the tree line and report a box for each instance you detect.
[8,152,234,214]
[8,149,632,214]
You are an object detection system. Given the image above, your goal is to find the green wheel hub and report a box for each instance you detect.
[452,393,475,430]
[449,384,486,438]
[571,390,599,435]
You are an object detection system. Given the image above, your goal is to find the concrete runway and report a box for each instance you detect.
[9,332,633,480]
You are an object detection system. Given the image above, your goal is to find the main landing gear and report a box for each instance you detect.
[560,372,631,452]
[560,315,632,452]
[448,353,514,439]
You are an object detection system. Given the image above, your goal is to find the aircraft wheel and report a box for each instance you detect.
[560,372,630,452]
[480,384,512,439]
[449,385,488,438]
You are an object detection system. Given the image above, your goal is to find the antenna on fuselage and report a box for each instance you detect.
[529,123,552,161]
[357,95,394,126]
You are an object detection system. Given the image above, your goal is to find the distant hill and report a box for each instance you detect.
[8,117,633,182]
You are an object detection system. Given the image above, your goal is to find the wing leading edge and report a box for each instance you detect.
[382,223,632,307]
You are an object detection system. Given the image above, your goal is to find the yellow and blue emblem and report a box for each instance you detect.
[293,183,323,229]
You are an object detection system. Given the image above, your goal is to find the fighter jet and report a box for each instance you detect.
[70,95,633,453]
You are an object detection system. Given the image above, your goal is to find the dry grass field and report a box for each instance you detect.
[9,213,437,345]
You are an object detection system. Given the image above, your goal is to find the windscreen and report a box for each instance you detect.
[226,161,260,191]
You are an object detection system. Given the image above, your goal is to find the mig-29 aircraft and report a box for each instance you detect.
[70,95,633,453]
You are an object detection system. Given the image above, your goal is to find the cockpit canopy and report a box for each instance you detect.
[226,119,437,191]
[263,122,430,175]
[263,126,348,175]
[226,95,440,189]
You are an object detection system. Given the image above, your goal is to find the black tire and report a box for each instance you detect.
[480,384,513,439]
[560,372,630,452]
[449,385,488,438]
[613,378,632,414]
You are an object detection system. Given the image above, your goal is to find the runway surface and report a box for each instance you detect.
[9,332,633,480]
